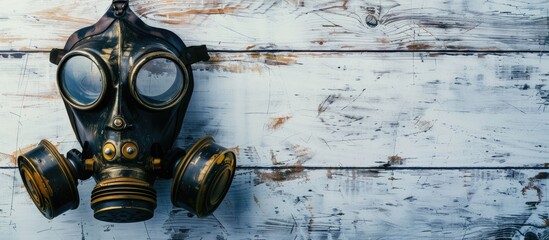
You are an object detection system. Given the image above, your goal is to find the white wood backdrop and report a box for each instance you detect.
[0,0,548,239]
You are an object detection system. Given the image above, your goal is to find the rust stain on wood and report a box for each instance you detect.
[291,144,311,163]
[142,5,240,24]
[0,37,25,43]
[14,144,40,164]
[206,54,264,73]
[206,53,298,73]
[311,40,325,45]
[446,45,472,50]
[406,44,432,50]
[2,144,38,166]
[255,145,311,184]
[377,38,391,44]
[268,115,292,130]
[350,169,381,180]
[159,6,239,16]
[229,146,240,156]
[218,64,265,73]
[33,6,95,25]
[249,53,298,66]
[254,163,305,184]
[0,152,16,165]
[387,155,405,165]
[3,93,59,100]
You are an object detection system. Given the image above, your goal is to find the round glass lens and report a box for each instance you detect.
[61,56,103,106]
[135,58,184,106]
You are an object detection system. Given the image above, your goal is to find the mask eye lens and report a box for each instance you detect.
[61,55,103,106]
[135,58,184,107]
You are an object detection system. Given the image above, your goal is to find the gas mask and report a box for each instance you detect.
[17,0,236,223]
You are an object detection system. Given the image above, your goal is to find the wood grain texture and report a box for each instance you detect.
[0,168,547,239]
[1,0,549,237]
[1,0,548,51]
[1,52,548,168]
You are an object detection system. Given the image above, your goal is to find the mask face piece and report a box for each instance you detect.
[17,0,236,223]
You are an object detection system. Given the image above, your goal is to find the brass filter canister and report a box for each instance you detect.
[171,136,236,217]
[17,140,79,219]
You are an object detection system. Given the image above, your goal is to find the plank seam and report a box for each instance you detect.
[1,50,549,54]
[238,166,549,170]
[1,166,547,170]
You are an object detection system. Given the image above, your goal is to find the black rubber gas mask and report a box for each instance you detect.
[17,0,236,223]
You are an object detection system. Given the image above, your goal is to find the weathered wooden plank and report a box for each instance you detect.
[1,52,549,168]
[0,168,547,239]
[1,0,548,51]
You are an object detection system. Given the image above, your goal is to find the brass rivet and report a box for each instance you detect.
[113,118,124,127]
[126,147,135,154]
[102,143,116,161]
[104,148,113,155]
[122,142,138,159]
